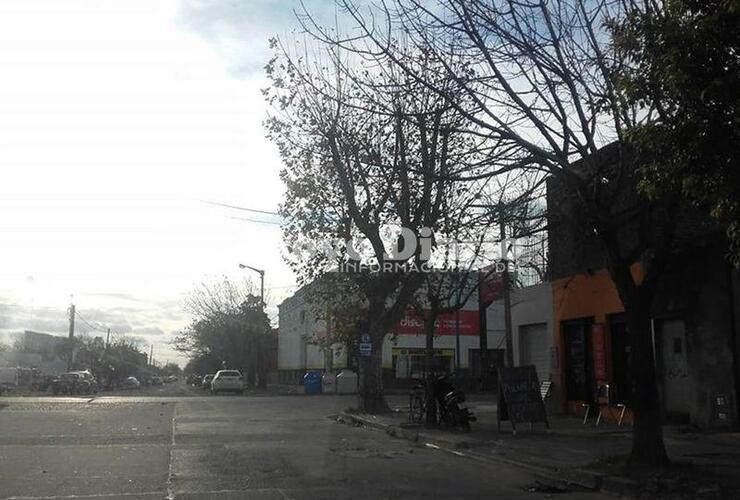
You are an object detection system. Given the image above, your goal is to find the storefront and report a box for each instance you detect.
[391,348,454,379]
[552,268,639,421]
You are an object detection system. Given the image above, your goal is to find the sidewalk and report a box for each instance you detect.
[340,397,740,499]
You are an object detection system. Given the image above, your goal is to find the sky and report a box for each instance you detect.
[0,0,336,366]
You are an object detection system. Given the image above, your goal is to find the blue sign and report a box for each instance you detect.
[359,342,372,357]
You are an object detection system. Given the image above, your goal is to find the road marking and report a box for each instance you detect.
[277,488,295,500]
[3,493,164,499]
[166,406,177,500]
[4,489,294,500]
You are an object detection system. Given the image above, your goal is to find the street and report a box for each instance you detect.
[0,390,611,499]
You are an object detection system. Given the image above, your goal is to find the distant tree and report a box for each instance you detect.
[162,362,182,377]
[184,354,222,376]
[11,337,24,352]
[0,341,8,352]
[173,277,271,389]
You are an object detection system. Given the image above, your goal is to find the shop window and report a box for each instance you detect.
[609,313,632,404]
[562,317,595,401]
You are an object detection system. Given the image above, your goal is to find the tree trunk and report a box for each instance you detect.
[358,332,389,413]
[257,337,268,389]
[623,290,670,467]
[424,313,438,426]
[247,346,257,389]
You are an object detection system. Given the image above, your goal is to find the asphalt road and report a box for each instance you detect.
[0,387,611,499]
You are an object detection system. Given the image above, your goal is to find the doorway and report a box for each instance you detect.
[562,317,595,401]
[659,319,691,417]
[519,323,549,383]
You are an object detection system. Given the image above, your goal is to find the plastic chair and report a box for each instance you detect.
[595,383,628,426]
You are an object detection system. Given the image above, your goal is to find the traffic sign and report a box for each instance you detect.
[359,342,372,357]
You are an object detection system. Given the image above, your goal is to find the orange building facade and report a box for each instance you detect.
[551,267,643,423]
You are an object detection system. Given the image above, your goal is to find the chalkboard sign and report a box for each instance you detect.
[497,365,550,434]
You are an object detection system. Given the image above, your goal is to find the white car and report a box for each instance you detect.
[210,370,244,395]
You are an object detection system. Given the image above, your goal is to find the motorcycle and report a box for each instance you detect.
[413,374,476,431]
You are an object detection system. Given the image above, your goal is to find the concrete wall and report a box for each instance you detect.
[278,287,347,382]
[511,283,554,381]
[484,284,556,409]
[652,240,740,428]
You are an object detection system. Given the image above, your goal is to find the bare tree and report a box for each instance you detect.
[264,31,504,411]
[303,0,679,465]
[174,277,271,389]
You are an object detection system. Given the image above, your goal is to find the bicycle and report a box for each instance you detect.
[408,380,426,424]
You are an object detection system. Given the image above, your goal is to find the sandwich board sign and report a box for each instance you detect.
[497,365,550,435]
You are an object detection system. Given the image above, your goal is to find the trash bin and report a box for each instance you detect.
[322,372,336,394]
[335,369,358,394]
[303,371,322,395]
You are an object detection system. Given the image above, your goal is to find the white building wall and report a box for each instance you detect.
[278,288,347,372]
[485,283,554,380]
[279,274,522,377]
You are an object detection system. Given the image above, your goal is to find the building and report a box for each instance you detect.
[546,145,740,428]
[0,331,69,375]
[22,330,67,360]
[277,273,508,388]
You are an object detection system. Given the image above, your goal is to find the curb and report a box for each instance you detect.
[339,412,639,498]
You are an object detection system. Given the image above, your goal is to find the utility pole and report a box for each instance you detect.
[149,344,154,365]
[105,328,110,350]
[455,308,461,371]
[68,302,75,340]
[67,299,75,371]
[500,218,514,367]
[478,270,490,391]
[238,263,265,308]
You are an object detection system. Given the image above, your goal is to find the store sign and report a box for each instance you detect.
[592,323,608,381]
[480,269,504,305]
[497,365,550,433]
[394,309,480,336]
[391,348,455,357]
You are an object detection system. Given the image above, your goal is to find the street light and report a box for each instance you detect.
[238,263,265,308]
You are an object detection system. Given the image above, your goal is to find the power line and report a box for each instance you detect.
[228,216,282,226]
[200,199,281,216]
[74,311,107,333]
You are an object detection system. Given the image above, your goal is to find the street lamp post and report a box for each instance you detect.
[238,263,265,308]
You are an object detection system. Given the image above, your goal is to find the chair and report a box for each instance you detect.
[580,384,600,424]
[581,401,594,424]
[595,383,628,426]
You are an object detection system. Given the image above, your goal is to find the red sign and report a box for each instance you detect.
[394,309,480,336]
[479,265,505,306]
[592,323,607,381]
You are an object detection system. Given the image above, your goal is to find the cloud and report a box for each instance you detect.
[176,0,340,78]
[133,326,165,336]
[87,292,144,302]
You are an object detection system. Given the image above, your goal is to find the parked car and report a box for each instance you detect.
[119,376,141,390]
[210,370,244,395]
[51,372,94,395]
[186,374,201,386]
[0,366,36,394]
[70,370,99,393]
[201,374,215,390]
[0,367,21,394]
